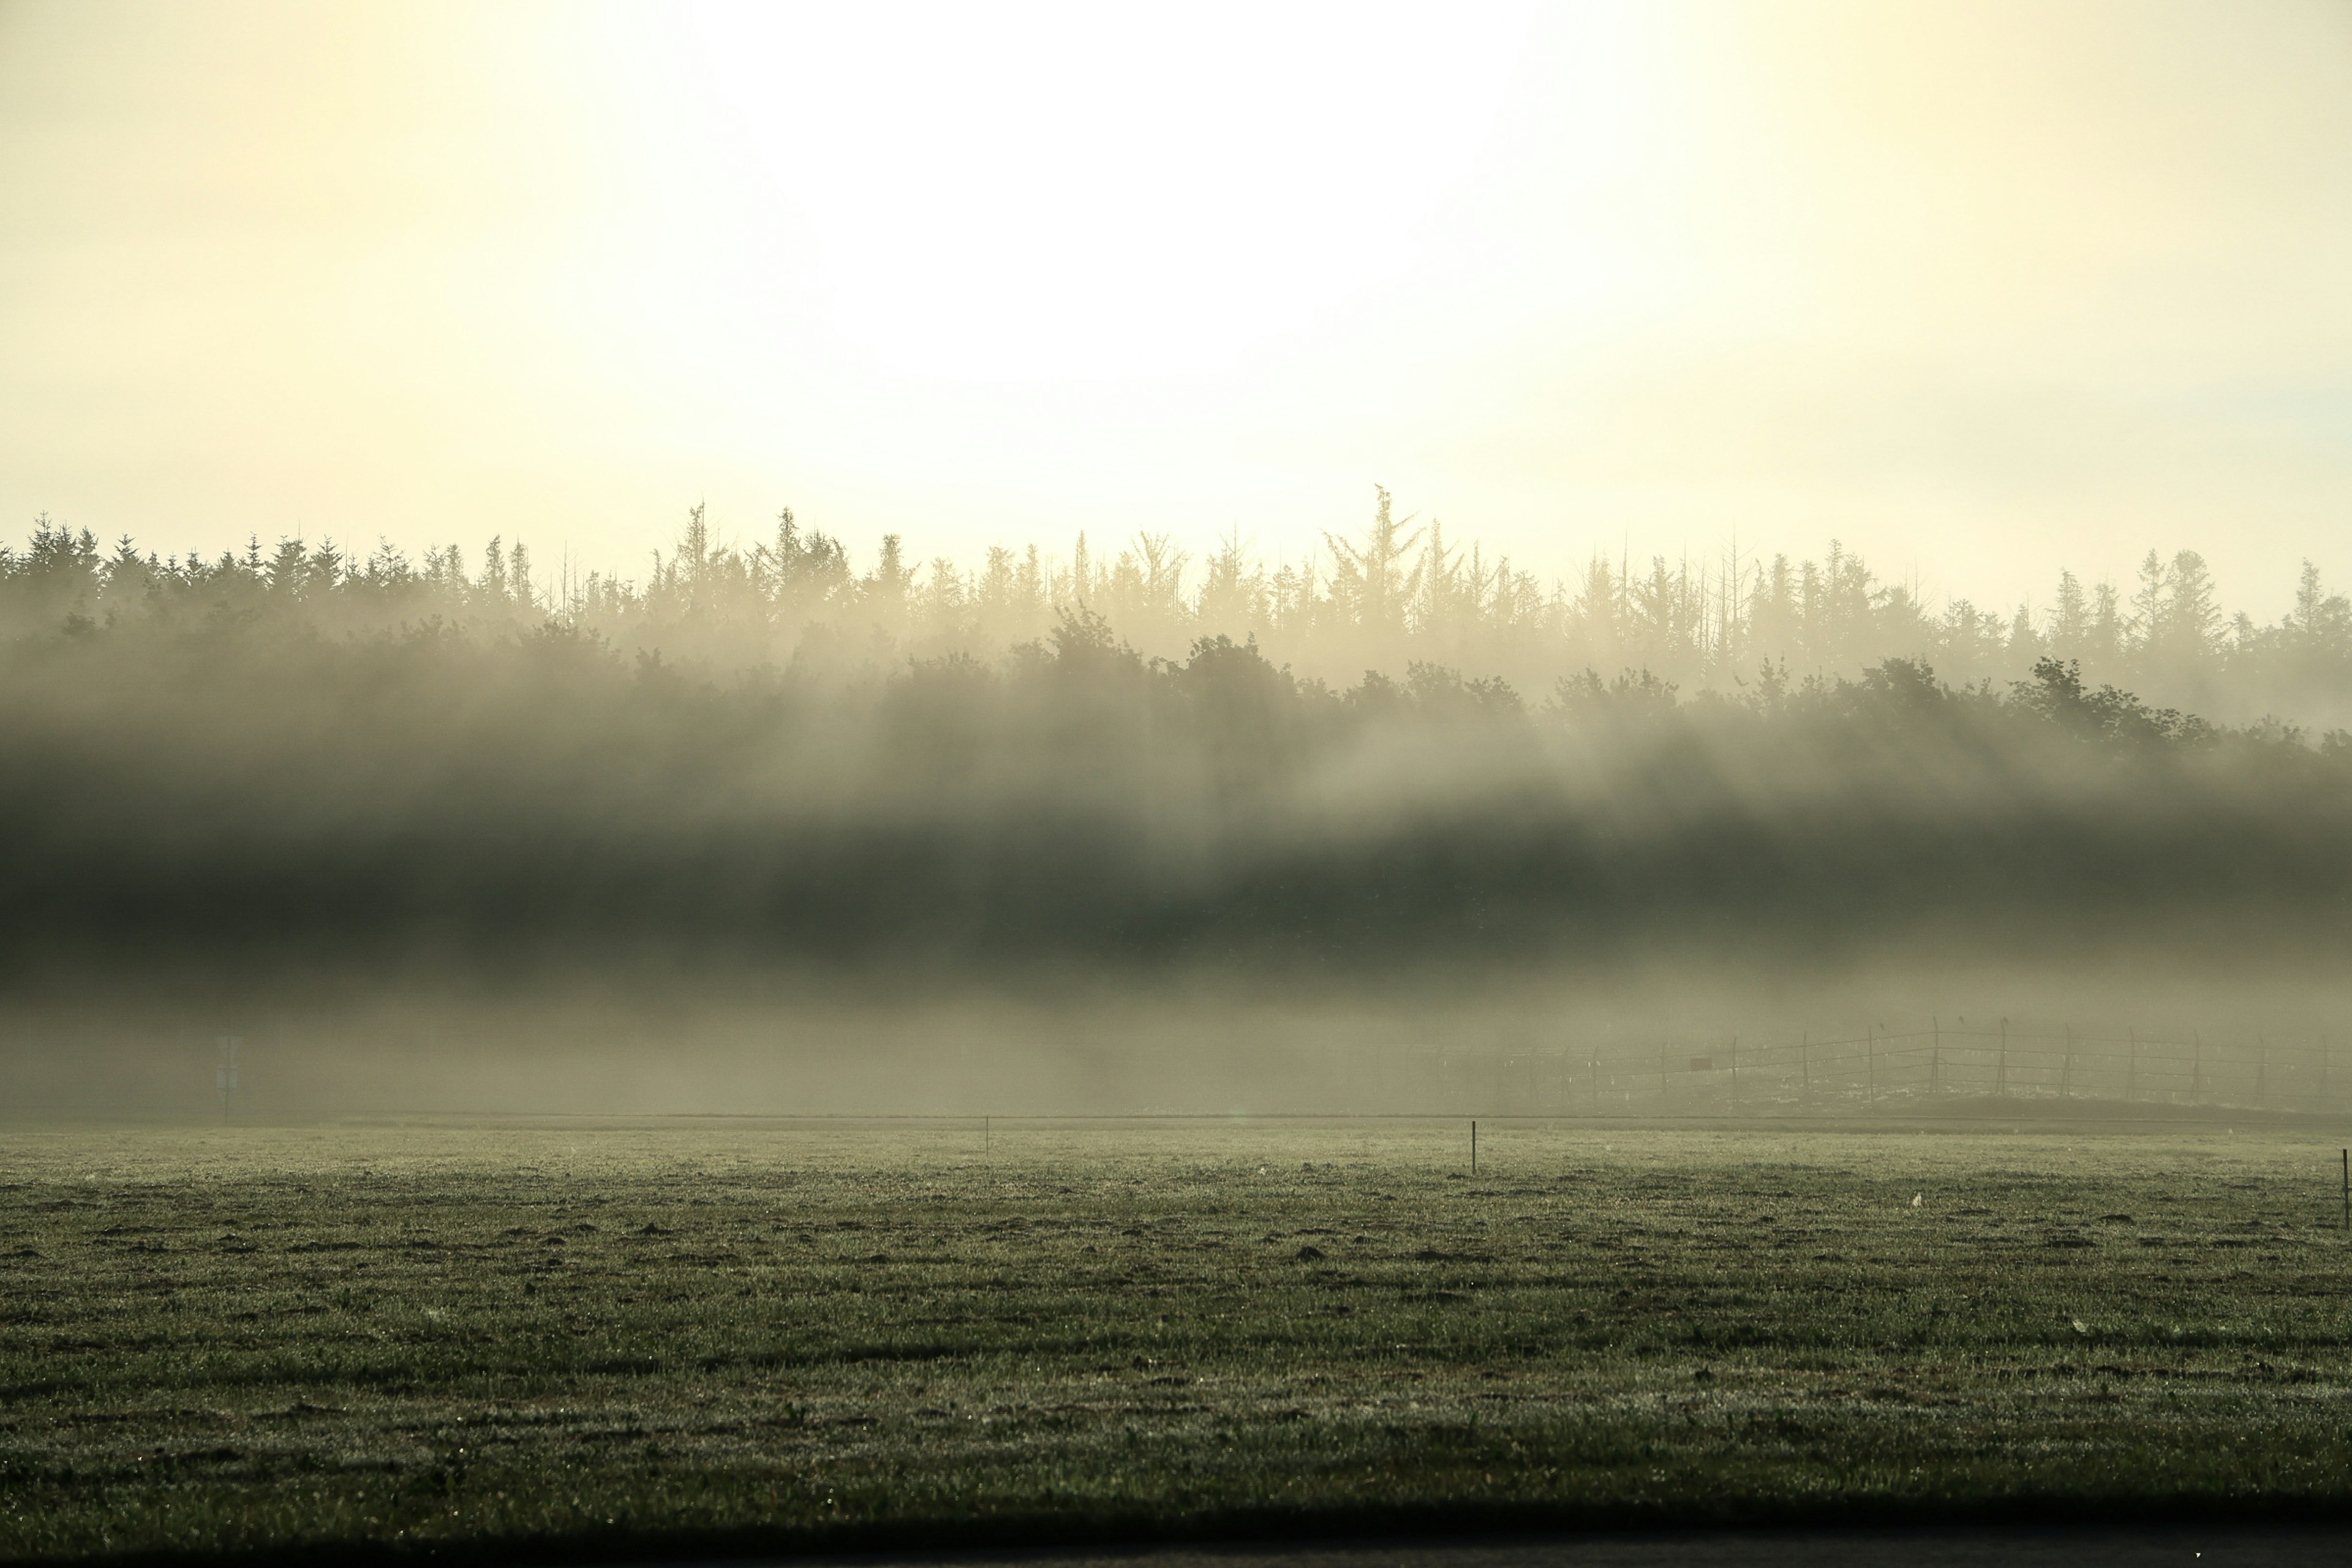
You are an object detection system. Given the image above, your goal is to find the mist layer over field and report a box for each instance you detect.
[5,512,2350,1117]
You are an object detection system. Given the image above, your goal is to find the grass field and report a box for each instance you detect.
[6,1115,2352,1562]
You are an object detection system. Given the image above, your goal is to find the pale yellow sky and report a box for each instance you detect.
[1,0,2346,612]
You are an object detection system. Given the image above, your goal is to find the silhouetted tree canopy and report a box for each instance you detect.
[4,508,2349,997]
[7,498,2350,723]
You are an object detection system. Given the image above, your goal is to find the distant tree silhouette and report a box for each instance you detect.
[6,499,2352,734]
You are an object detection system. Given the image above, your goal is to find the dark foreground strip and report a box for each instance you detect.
[636,1528,2348,1568]
[30,1514,2351,1568]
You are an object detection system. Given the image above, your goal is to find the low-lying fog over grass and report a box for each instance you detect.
[4,509,2350,1117]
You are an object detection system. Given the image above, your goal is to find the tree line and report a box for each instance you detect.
[3,513,2348,997]
[5,491,2350,726]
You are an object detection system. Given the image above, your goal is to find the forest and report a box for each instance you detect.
[8,492,2352,723]
[4,499,2350,1000]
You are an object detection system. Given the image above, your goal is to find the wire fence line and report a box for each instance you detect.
[1382,1023,2351,1118]
[7,1016,2348,1121]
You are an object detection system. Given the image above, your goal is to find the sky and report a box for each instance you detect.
[1,0,2347,616]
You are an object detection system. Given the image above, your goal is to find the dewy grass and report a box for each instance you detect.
[3,1118,2351,1561]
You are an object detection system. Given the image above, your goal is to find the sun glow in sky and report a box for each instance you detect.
[2,0,2348,609]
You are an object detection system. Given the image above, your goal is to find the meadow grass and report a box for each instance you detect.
[3,1116,2351,1562]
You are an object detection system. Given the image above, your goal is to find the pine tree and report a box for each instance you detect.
[1323,486,1424,633]
[2287,560,2351,649]
[507,541,532,612]
[268,537,313,602]
[2006,602,2043,665]
[1196,528,1267,635]
[862,533,916,633]
[478,536,508,607]
[102,535,154,614]
[2160,549,2222,656]
[2088,581,2124,665]
[2048,570,2090,657]
[2128,549,2169,649]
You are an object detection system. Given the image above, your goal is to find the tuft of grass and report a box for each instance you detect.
[2,1118,2351,1561]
